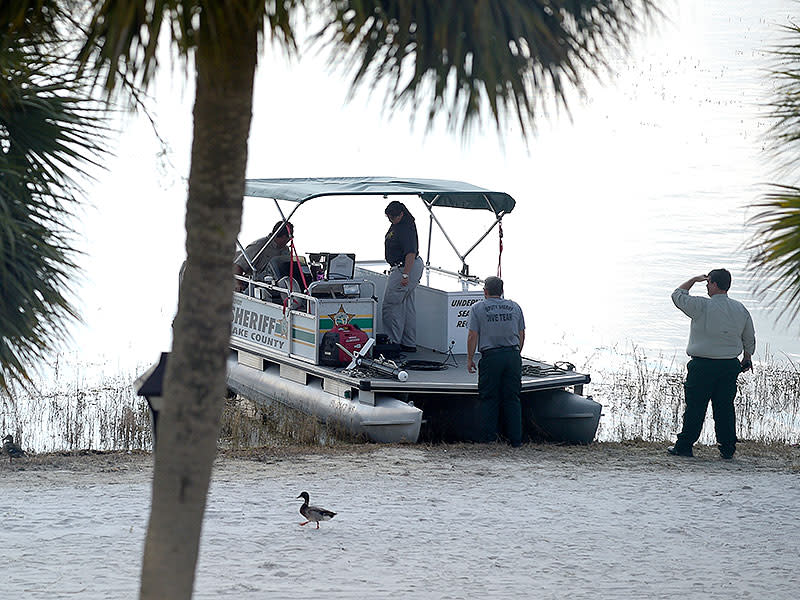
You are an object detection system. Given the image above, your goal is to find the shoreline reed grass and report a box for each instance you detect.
[3,348,800,453]
[591,345,800,445]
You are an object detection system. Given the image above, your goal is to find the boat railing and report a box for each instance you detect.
[307,278,375,300]
[356,260,484,285]
[232,272,379,364]
[234,274,314,309]
[424,264,483,284]
[234,274,376,316]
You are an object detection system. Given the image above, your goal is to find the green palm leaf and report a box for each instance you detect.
[749,22,800,325]
[79,0,300,93]
[80,1,653,137]
[748,186,800,323]
[318,0,654,137]
[1,12,108,391]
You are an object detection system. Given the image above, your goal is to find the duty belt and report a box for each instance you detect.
[481,345,519,356]
[390,255,420,268]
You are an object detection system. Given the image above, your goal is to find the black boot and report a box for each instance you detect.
[667,445,693,457]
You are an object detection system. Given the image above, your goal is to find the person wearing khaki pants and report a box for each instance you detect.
[383,201,422,351]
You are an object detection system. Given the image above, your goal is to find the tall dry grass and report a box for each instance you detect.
[591,345,800,444]
[2,368,363,453]
[3,348,799,452]
[218,396,364,450]
[1,372,152,453]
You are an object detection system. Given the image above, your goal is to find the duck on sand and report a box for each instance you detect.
[3,435,26,463]
[297,491,336,529]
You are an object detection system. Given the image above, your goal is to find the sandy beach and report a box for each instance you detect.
[2,442,799,599]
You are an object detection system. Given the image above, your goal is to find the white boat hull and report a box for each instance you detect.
[226,356,422,443]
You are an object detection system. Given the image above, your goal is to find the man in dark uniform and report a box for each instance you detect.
[383,201,423,351]
[467,276,526,446]
[669,269,755,459]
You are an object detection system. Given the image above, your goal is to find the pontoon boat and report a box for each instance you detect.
[222,177,601,444]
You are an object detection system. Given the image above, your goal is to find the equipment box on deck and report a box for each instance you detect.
[355,265,482,354]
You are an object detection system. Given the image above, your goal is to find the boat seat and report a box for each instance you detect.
[267,256,312,289]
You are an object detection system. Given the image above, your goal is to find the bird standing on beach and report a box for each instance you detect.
[297,491,336,529]
[3,434,26,463]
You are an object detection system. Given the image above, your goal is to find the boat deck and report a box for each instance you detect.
[232,344,589,396]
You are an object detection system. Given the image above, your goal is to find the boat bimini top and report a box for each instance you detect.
[242,177,517,278]
[244,177,515,214]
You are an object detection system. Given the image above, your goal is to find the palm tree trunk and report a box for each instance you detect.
[139,16,258,600]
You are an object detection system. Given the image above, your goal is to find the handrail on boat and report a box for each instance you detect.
[307,279,375,298]
[233,274,377,316]
[356,260,483,285]
[234,274,314,307]
[232,272,379,365]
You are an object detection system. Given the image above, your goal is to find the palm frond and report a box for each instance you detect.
[0,1,59,41]
[317,0,655,138]
[78,0,303,97]
[747,185,800,323]
[746,20,800,326]
[761,22,800,180]
[1,19,108,391]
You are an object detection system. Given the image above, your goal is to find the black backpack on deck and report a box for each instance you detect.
[374,333,401,360]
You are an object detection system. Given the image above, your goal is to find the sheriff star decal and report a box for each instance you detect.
[328,305,354,327]
[276,317,289,339]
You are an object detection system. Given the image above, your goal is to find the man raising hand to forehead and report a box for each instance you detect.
[669,269,755,460]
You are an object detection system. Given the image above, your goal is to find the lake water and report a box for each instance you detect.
[4,1,800,445]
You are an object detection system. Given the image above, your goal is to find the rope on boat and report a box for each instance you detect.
[497,221,503,277]
[342,367,379,379]
[521,361,576,378]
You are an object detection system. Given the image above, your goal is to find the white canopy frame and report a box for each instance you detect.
[422,193,508,278]
[238,177,517,282]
